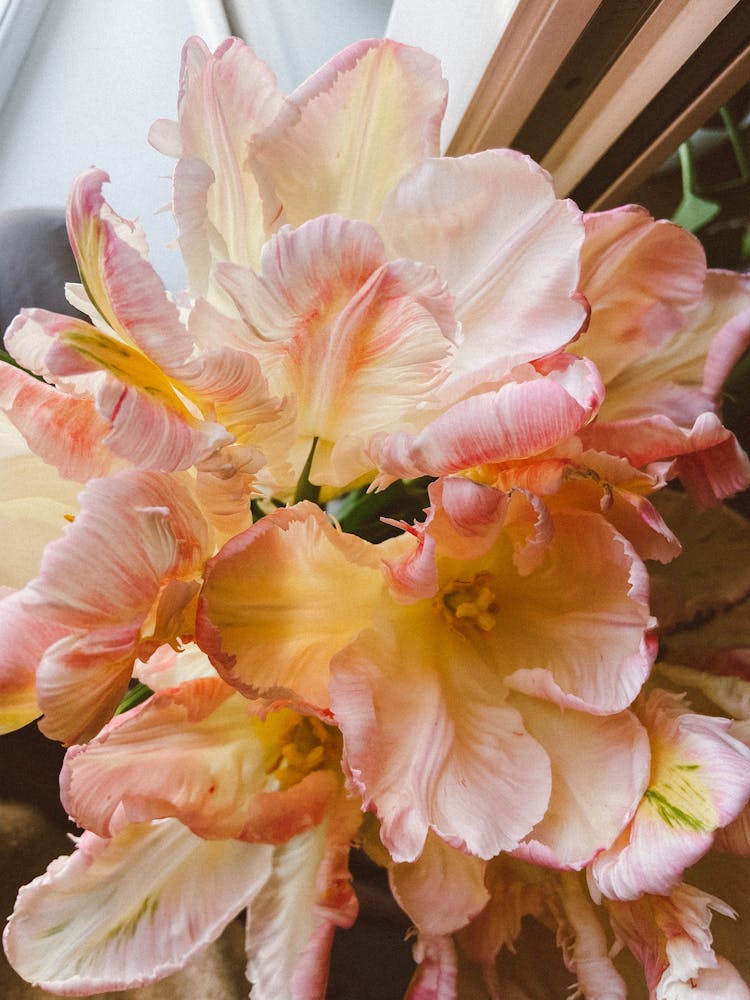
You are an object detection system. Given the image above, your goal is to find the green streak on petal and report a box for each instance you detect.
[643,788,710,832]
[104,895,158,943]
[676,763,701,771]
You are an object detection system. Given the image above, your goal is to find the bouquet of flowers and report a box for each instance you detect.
[2,36,750,1000]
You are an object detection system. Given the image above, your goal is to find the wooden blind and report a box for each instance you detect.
[389,0,750,209]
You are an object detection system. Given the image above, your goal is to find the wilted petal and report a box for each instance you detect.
[606,883,741,997]
[576,206,705,385]
[197,502,384,711]
[457,855,552,969]
[511,695,650,870]
[591,690,750,900]
[3,819,275,994]
[379,150,587,392]
[255,39,446,227]
[555,872,628,999]
[649,491,750,632]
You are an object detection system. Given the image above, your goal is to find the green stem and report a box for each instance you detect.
[115,682,154,715]
[720,105,750,180]
[294,437,321,505]
[678,140,699,195]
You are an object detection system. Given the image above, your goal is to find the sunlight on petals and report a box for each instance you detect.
[149,36,284,286]
[254,39,447,228]
[379,150,587,392]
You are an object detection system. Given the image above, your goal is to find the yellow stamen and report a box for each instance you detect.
[439,572,499,635]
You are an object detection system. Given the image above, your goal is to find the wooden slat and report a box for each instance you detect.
[510,0,664,162]
[447,0,601,155]
[574,3,750,208]
[541,0,741,197]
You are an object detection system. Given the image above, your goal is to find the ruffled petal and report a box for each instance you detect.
[584,410,750,506]
[66,168,194,373]
[496,508,655,714]
[0,359,114,482]
[23,470,208,630]
[511,695,650,870]
[254,39,447,227]
[591,691,750,901]
[0,590,69,733]
[549,454,681,564]
[598,269,750,426]
[218,214,456,486]
[576,206,706,385]
[149,36,284,287]
[369,356,602,484]
[62,680,341,842]
[3,819,275,994]
[390,832,489,936]
[606,883,740,997]
[197,502,384,711]
[330,621,552,863]
[379,149,587,392]
[244,796,360,1000]
[21,471,209,742]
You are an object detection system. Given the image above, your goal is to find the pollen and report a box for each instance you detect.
[438,572,499,634]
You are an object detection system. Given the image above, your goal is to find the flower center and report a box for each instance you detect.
[268,714,342,790]
[438,571,499,635]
